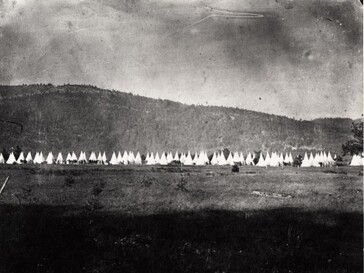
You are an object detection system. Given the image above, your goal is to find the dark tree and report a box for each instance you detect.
[222,148,230,160]
[334,155,343,162]
[14,145,22,160]
[2,148,9,161]
[342,121,363,156]
[253,150,262,165]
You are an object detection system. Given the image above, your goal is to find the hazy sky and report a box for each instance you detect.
[0,0,362,119]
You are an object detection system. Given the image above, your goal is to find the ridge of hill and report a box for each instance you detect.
[0,84,354,155]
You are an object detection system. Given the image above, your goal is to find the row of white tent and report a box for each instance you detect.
[298,151,335,167]
[0,150,289,166]
[0,150,359,167]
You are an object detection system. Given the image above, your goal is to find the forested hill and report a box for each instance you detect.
[0,84,354,155]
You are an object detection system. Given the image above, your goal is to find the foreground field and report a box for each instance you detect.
[0,165,362,272]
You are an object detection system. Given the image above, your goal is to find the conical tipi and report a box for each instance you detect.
[147,152,156,165]
[16,152,25,164]
[135,152,142,165]
[301,152,311,167]
[89,152,97,163]
[184,151,193,166]
[56,152,64,164]
[6,152,16,164]
[25,152,33,163]
[256,153,266,167]
[109,152,118,165]
[159,152,168,165]
[210,152,218,165]
[46,152,54,164]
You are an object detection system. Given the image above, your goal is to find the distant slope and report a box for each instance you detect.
[0,84,354,155]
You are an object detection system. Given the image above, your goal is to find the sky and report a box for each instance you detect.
[0,0,362,120]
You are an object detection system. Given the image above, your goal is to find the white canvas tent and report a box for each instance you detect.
[135,152,142,165]
[128,151,135,164]
[327,152,335,166]
[256,153,266,167]
[173,151,180,162]
[283,152,290,165]
[313,152,321,167]
[71,152,78,163]
[96,152,103,165]
[146,152,156,165]
[288,153,294,164]
[122,151,128,165]
[102,152,108,165]
[39,152,46,164]
[0,153,4,164]
[65,153,72,164]
[301,152,311,167]
[56,152,64,164]
[192,152,199,165]
[196,151,208,166]
[25,152,33,163]
[311,152,320,167]
[350,154,363,166]
[278,153,284,166]
[321,151,328,166]
[217,152,227,166]
[116,151,122,164]
[232,152,240,164]
[269,152,279,167]
[264,152,271,166]
[154,152,161,164]
[203,151,210,165]
[88,152,96,163]
[239,152,245,165]
[184,151,193,166]
[109,152,118,165]
[78,151,87,164]
[33,152,39,164]
[6,152,16,164]
[46,152,54,164]
[245,152,254,165]
[16,152,25,164]
[226,152,234,166]
[159,152,168,165]
[166,152,173,164]
[180,153,186,164]
[210,152,218,165]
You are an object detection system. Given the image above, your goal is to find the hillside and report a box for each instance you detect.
[0,84,354,155]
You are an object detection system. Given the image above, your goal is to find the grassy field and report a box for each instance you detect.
[0,165,362,273]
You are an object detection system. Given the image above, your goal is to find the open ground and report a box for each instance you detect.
[0,165,362,273]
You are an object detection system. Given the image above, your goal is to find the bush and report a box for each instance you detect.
[232,165,239,173]
[176,178,188,192]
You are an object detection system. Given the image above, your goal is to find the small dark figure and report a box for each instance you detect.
[293,155,303,167]
[232,165,239,173]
